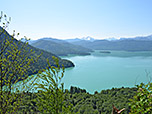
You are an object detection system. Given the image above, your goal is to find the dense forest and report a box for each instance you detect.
[16,86,138,114]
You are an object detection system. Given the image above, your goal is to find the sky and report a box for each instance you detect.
[1,0,152,40]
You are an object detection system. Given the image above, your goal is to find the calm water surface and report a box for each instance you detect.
[61,51,152,93]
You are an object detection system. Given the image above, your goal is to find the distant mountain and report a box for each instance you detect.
[36,37,64,43]
[0,27,74,77]
[28,34,152,55]
[20,38,37,44]
[81,36,95,41]
[66,36,95,43]
[30,37,93,56]
[106,37,118,41]
[65,38,82,43]
[70,35,152,51]
[119,35,152,41]
[133,35,152,41]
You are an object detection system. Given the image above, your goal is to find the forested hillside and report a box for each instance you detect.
[19,86,137,114]
[0,27,74,77]
[30,38,93,56]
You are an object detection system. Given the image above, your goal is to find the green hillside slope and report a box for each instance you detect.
[31,38,93,56]
[0,27,75,77]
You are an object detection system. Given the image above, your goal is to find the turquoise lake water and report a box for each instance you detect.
[61,50,152,94]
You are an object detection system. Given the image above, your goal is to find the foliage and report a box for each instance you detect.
[0,28,75,78]
[0,11,40,113]
[66,87,137,114]
[0,29,75,75]
[10,86,137,113]
[34,57,74,114]
[0,11,74,113]
[1,11,150,114]
[129,82,152,114]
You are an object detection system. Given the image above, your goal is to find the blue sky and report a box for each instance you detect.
[1,0,152,40]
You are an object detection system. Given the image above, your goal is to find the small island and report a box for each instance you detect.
[100,50,111,53]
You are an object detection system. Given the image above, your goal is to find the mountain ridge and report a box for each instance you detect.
[0,27,75,77]
[66,34,152,51]
[24,34,152,54]
[30,37,93,56]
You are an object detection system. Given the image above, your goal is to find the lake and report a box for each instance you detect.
[61,50,152,94]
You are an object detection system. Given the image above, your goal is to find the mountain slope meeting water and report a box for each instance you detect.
[0,27,75,77]
[30,38,93,56]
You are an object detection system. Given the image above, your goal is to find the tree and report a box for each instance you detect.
[34,57,74,114]
[129,82,152,114]
[0,11,40,113]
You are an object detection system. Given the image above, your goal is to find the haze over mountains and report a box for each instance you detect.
[66,35,152,51]
[30,37,93,56]
[65,35,152,42]
[29,35,152,55]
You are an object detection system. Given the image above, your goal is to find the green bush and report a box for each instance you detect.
[129,82,152,114]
